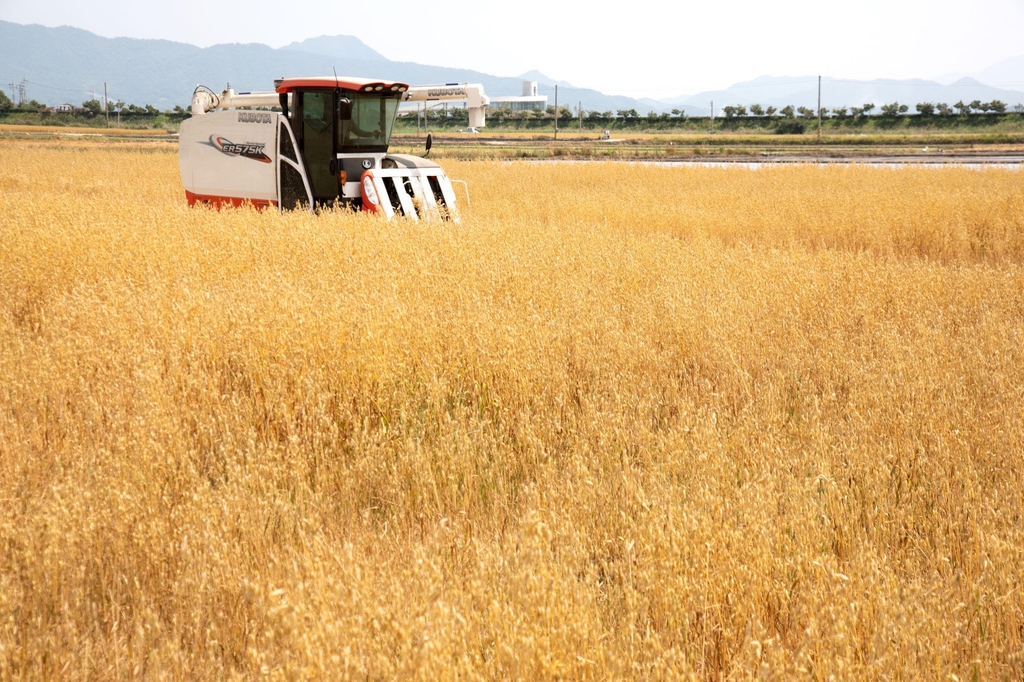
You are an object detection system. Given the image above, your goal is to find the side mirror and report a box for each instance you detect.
[337,97,353,121]
[425,133,433,152]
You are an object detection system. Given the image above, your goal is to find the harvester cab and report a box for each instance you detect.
[179,77,472,221]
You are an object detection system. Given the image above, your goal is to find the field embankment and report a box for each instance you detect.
[1,142,1023,679]
[5,122,1024,161]
[394,131,1024,162]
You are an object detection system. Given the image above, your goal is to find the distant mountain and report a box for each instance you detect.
[659,75,814,108]
[518,70,576,90]
[281,35,386,62]
[0,20,662,114]
[656,75,1024,112]
[931,70,971,86]
[5,21,1021,117]
[973,54,1024,92]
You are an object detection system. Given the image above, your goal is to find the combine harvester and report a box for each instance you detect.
[178,77,489,220]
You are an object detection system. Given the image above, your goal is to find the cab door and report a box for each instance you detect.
[297,89,339,203]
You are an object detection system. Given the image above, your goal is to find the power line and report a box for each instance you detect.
[22,79,93,93]
[516,77,1024,99]
[827,78,1024,87]
[20,74,1024,103]
[19,78,132,104]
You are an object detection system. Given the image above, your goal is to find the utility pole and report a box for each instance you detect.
[817,75,822,140]
[104,82,109,128]
[710,100,714,134]
[554,84,558,140]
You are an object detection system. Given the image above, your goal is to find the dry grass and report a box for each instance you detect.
[0,124,172,136]
[1,142,1023,680]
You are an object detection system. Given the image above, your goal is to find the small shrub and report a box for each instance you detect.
[775,120,806,135]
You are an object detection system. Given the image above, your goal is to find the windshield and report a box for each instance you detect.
[339,92,399,151]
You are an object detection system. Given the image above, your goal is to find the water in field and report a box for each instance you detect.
[526,158,1024,169]
[663,159,1024,169]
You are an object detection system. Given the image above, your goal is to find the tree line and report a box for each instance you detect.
[0,92,187,116]
[4,90,1022,125]
[720,100,1017,119]
[482,101,1022,123]
[77,99,188,116]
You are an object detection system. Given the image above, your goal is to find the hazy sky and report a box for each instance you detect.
[2,0,1023,97]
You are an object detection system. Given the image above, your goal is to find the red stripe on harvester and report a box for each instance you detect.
[185,190,277,210]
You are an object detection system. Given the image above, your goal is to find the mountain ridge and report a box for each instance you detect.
[0,21,667,114]
[2,21,1023,116]
[663,75,1024,113]
[281,35,387,62]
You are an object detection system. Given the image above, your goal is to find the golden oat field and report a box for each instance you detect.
[1,141,1023,680]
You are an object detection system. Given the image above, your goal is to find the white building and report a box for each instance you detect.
[489,81,548,112]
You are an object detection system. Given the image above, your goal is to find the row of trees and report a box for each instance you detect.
[6,89,1022,124]
[486,101,1023,123]
[0,93,187,116]
[0,90,43,112]
[444,105,577,121]
[79,99,188,116]
[721,100,1016,119]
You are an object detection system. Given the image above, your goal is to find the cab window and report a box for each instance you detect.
[339,93,399,151]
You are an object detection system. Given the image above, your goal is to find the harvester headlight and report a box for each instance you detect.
[364,86,373,92]
[398,87,407,93]
[362,176,379,206]
[390,85,398,91]
[374,86,383,91]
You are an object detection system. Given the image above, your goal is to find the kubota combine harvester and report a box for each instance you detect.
[178,77,489,220]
